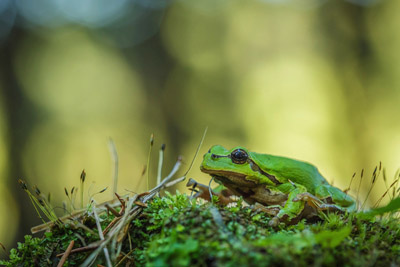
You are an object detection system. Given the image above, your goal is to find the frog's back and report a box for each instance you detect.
[250,152,328,193]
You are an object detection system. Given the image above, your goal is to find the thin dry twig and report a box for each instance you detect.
[81,156,185,266]
[114,249,135,267]
[57,240,75,267]
[57,243,101,257]
[43,131,205,266]
[31,196,126,234]
[165,176,186,188]
[105,204,120,217]
[186,178,234,206]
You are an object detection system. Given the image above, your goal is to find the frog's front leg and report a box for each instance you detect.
[253,203,281,216]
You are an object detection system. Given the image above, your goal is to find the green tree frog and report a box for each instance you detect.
[201,145,356,225]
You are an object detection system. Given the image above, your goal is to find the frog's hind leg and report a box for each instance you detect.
[267,182,336,226]
[266,183,309,226]
[275,183,308,221]
[293,192,344,212]
[314,184,357,212]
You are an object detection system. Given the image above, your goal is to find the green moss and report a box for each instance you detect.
[128,192,400,266]
[1,192,399,266]
[0,214,114,266]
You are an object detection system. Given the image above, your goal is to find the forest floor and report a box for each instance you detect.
[1,191,399,266]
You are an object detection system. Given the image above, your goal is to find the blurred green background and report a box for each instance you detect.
[1,0,400,253]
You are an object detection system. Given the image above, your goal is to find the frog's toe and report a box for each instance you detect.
[293,192,313,202]
[317,203,345,212]
[252,203,281,216]
[268,216,280,227]
[292,192,325,210]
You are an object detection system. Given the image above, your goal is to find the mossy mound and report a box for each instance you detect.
[1,192,399,266]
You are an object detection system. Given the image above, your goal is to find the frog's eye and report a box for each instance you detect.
[230,149,248,164]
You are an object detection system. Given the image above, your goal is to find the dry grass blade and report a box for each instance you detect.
[108,138,119,199]
[182,127,208,178]
[157,144,165,186]
[35,133,205,265]
[81,196,137,266]
[93,205,112,267]
[82,155,185,266]
[146,134,154,191]
[31,196,127,234]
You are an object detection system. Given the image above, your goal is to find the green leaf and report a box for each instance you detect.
[359,197,400,219]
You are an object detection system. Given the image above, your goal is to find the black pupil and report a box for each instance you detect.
[231,149,248,164]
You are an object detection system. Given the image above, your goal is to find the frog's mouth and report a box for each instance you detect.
[200,167,259,188]
[201,169,288,207]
